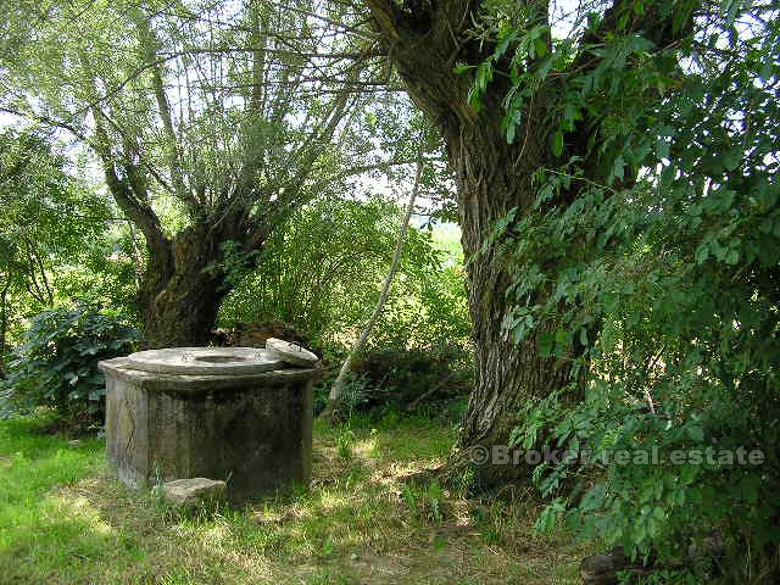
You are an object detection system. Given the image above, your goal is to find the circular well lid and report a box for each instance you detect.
[126,347,285,375]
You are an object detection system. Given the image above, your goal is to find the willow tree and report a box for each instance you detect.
[357,0,706,483]
[1,0,386,346]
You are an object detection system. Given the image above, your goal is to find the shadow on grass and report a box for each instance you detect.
[0,415,587,584]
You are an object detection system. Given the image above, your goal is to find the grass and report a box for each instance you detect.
[0,412,587,584]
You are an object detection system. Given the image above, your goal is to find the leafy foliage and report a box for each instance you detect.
[1,305,140,427]
[350,347,473,411]
[221,196,473,415]
[1,0,429,345]
[220,197,471,353]
[465,0,780,577]
[0,129,129,359]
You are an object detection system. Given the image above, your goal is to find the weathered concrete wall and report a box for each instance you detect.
[101,358,316,502]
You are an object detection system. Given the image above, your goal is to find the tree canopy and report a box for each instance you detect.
[1,0,441,345]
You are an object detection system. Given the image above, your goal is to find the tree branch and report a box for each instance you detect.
[131,7,198,211]
[322,143,426,421]
[92,109,170,260]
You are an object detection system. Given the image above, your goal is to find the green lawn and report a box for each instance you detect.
[0,414,586,584]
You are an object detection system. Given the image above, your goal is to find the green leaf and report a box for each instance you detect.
[695,245,710,264]
[686,425,704,443]
[475,62,493,91]
[725,248,740,265]
[722,148,742,171]
[506,120,517,144]
[552,131,564,157]
[468,86,483,112]
[453,61,473,75]
[534,38,548,58]
[539,332,555,357]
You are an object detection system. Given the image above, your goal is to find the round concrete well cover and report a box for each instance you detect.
[126,347,285,375]
[265,338,319,367]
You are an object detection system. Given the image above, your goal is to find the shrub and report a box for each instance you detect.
[219,198,472,355]
[313,346,473,418]
[353,347,472,410]
[1,304,140,428]
[498,23,780,578]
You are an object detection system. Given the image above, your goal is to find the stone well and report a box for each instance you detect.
[98,346,319,502]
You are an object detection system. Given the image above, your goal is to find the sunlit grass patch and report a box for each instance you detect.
[0,414,587,584]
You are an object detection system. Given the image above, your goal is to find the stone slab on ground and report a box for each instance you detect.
[161,478,227,506]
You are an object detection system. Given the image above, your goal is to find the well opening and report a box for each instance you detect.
[194,355,250,363]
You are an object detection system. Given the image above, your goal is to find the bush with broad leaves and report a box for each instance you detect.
[1,304,140,429]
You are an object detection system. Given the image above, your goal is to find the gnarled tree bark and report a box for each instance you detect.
[361,0,693,485]
[360,0,567,485]
[138,225,228,347]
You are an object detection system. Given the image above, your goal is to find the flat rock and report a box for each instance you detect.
[265,338,319,367]
[161,478,227,506]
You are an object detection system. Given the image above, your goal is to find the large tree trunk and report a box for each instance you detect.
[449,116,575,483]
[364,1,577,484]
[138,225,230,348]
